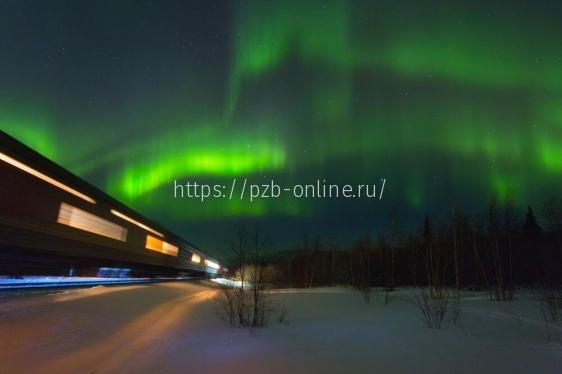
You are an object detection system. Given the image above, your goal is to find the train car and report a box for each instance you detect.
[0,131,221,278]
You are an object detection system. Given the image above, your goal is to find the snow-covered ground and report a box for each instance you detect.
[0,282,560,373]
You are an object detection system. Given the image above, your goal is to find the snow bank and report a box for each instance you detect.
[0,282,560,373]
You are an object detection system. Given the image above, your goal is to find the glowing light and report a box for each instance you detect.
[145,235,179,257]
[57,202,127,241]
[113,139,286,199]
[538,138,562,172]
[205,259,220,270]
[211,278,243,288]
[1,120,58,161]
[110,209,163,237]
[191,253,201,263]
[0,152,96,204]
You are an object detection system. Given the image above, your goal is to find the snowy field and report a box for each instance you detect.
[0,281,561,373]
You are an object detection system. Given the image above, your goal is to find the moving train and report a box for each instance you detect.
[0,131,222,278]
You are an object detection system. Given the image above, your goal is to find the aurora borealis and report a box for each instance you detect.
[2,0,562,254]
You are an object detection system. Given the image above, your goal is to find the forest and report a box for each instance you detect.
[226,197,562,298]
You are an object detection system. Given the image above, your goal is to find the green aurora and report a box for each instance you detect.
[1,0,561,252]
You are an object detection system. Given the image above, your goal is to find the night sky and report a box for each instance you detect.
[2,1,562,256]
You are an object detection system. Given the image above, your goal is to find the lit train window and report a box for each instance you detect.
[191,253,201,263]
[0,153,96,204]
[57,202,127,241]
[145,235,179,257]
[205,259,220,270]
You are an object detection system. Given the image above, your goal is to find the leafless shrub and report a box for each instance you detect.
[384,288,393,305]
[540,307,562,344]
[217,283,237,326]
[217,225,280,329]
[358,286,371,303]
[538,288,562,323]
[276,302,289,325]
[448,295,462,326]
[217,267,274,329]
[415,288,450,329]
[216,281,251,327]
[537,287,562,344]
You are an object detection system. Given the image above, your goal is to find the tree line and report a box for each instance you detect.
[246,197,562,299]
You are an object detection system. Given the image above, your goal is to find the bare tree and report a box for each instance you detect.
[471,220,490,292]
[537,286,562,343]
[384,211,401,304]
[408,233,418,287]
[422,215,444,298]
[450,209,461,296]
[503,195,516,300]
[229,224,250,326]
[248,225,272,328]
[217,283,237,326]
[218,224,275,329]
[352,235,372,302]
[486,199,513,301]
[308,237,321,288]
[538,287,562,323]
[415,288,449,329]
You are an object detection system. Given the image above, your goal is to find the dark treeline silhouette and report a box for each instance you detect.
[253,198,562,299]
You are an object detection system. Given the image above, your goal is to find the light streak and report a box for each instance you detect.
[1,152,96,204]
[57,202,127,241]
[110,209,163,237]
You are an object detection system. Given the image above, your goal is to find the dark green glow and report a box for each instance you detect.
[0,112,58,161]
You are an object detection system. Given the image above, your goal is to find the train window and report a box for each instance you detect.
[205,259,220,269]
[145,235,179,257]
[57,202,127,241]
[191,253,201,263]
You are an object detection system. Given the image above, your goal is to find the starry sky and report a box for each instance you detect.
[2,0,562,256]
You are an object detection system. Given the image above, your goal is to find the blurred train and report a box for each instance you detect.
[0,131,222,278]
